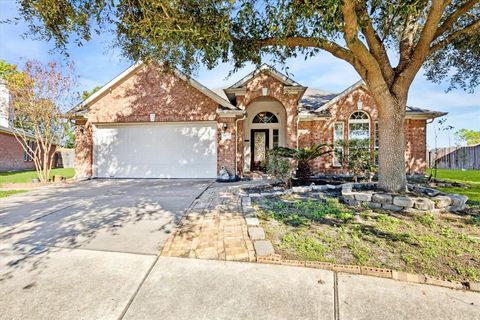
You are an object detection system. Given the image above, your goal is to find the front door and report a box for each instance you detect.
[251,129,269,171]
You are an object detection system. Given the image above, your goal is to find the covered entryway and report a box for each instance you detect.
[93,122,217,178]
[243,98,286,172]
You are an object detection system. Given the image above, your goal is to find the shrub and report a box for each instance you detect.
[336,138,377,182]
[271,143,331,184]
[265,150,292,187]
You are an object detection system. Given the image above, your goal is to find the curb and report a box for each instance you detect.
[242,195,480,294]
[256,254,479,293]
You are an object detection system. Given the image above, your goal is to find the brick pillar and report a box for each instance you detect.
[75,119,93,178]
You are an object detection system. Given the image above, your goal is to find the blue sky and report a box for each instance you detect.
[1,0,478,148]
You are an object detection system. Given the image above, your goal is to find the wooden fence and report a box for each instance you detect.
[428,144,480,170]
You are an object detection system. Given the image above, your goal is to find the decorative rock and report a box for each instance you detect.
[260,192,273,197]
[372,193,393,204]
[345,199,361,207]
[382,204,403,211]
[273,191,284,196]
[312,185,328,191]
[354,192,372,202]
[292,186,312,193]
[393,196,414,208]
[326,184,338,190]
[448,194,468,207]
[414,198,435,211]
[423,188,440,197]
[432,196,452,209]
[245,217,260,226]
[254,240,275,257]
[366,202,382,209]
[273,186,283,191]
[248,227,265,240]
[243,206,256,217]
[341,183,353,193]
[241,197,251,206]
[342,192,356,200]
[249,193,261,198]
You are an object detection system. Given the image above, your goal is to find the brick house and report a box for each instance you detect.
[0,79,36,171]
[72,63,445,179]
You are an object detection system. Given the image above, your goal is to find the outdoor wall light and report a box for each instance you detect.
[222,123,228,130]
[149,113,156,122]
[262,87,268,96]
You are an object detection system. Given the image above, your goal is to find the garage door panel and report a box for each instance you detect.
[93,123,217,178]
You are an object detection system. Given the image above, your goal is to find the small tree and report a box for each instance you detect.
[272,143,331,184]
[7,60,77,182]
[337,139,377,182]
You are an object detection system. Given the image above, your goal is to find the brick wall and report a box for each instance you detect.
[298,86,427,174]
[75,63,234,177]
[0,131,35,171]
[405,119,427,174]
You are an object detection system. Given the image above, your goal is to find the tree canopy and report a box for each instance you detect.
[16,0,480,91]
[455,128,480,145]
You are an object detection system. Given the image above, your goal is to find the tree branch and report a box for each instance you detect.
[429,19,480,53]
[341,0,388,92]
[435,0,479,38]
[396,0,449,89]
[357,3,395,85]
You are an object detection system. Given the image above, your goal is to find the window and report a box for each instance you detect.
[333,122,344,166]
[374,122,379,165]
[348,111,370,141]
[23,141,35,162]
[253,112,278,123]
[273,129,279,148]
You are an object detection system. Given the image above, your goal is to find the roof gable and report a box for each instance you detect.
[228,64,302,89]
[70,62,237,115]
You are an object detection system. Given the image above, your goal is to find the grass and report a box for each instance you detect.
[427,168,480,183]
[0,190,27,198]
[0,168,75,184]
[426,168,480,207]
[255,194,480,282]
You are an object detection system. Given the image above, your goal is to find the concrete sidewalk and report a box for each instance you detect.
[0,251,478,320]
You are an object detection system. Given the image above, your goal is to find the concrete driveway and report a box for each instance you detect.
[0,180,479,319]
[0,179,211,255]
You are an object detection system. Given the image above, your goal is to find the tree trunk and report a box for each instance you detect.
[375,91,407,193]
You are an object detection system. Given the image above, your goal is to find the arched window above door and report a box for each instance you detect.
[253,112,279,123]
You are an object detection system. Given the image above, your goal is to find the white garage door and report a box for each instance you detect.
[93,122,217,178]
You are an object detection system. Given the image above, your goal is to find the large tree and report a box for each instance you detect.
[15,0,480,192]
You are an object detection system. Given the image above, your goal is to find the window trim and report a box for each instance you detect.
[333,122,344,167]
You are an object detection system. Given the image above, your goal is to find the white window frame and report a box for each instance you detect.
[333,122,344,167]
[348,111,371,142]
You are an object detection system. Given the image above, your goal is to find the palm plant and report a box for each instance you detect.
[271,143,331,183]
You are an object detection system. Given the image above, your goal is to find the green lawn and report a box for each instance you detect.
[0,190,27,198]
[427,168,480,183]
[0,168,75,184]
[255,194,480,282]
[426,169,480,205]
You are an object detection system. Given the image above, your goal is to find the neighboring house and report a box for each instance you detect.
[71,63,446,179]
[0,79,36,171]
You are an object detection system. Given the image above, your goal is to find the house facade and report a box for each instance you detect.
[72,63,445,179]
[0,79,36,172]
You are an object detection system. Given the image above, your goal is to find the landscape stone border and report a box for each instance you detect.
[244,182,469,214]
[241,194,479,293]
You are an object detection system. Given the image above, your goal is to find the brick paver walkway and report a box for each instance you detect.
[161,182,256,262]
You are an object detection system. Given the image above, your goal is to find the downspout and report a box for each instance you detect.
[235,111,247,178]
[296,111,300,149]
